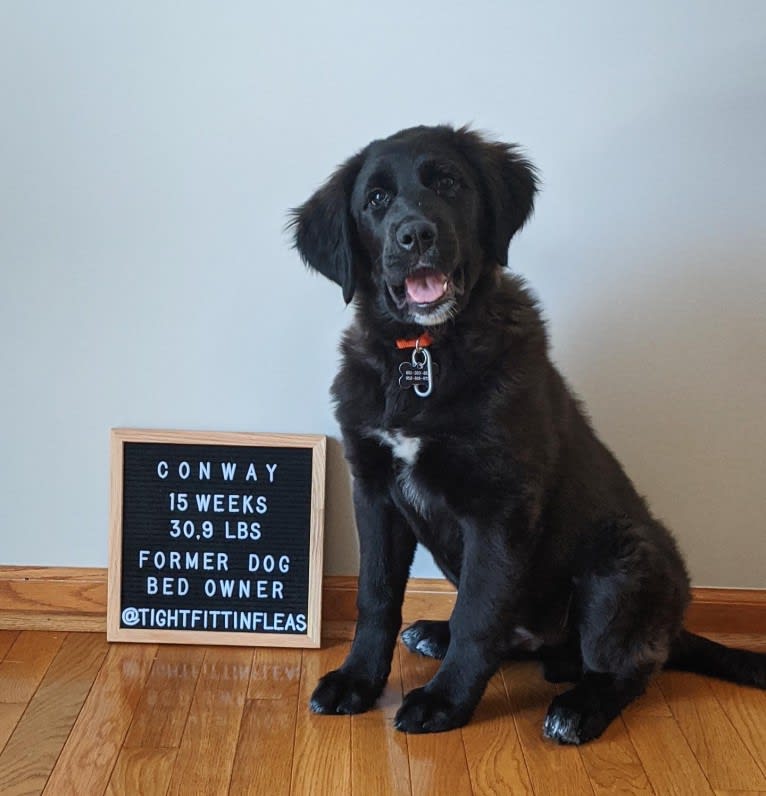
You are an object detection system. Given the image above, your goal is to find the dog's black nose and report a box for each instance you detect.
[396,219,437,253]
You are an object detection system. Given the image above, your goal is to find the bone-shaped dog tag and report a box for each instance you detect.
[398,347,435,398]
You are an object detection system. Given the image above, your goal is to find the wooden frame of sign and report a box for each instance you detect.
[108,428,326,647]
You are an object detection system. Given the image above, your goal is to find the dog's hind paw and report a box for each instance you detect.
[400,620,450,660]
[309,669,382,715]
[542,695,608,745]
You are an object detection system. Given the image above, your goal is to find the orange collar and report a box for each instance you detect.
[395,331,433,350]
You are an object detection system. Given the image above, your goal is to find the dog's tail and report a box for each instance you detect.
[664,630,765,688]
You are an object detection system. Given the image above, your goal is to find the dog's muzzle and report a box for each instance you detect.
[385,265,466,326]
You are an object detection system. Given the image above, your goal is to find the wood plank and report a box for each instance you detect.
[248,647,303,700]
[351,641,411,796]
[0,631,66,752]
[42,643,157,795]
[501,661,594,796]
[0,633,108,795]
[0,632,18,661]
[0,631,66,703]
[229,699,298,796]
[707,678,766,780]
[398,642,473,796]
[166,646,252,795]
[576,715,652,795]
[622,677,673,718]
[124,645,205,749]
[291,641,351,796]
[0,630,26,750]
[623,712,714,795]
[658,671,766,790]
[106,748,177,795]
[0,706,25,754]
[715,791,766,795]
[461,670,533,795]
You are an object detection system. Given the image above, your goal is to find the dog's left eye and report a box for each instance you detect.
[434,175,457,194]
[367,188,390,208]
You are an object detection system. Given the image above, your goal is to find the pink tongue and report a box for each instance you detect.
[405,272,446,304]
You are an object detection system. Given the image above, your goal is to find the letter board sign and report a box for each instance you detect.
[108,428,325,647]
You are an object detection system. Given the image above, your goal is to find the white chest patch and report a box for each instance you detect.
[367,428,429,515]
[370,429,422,466]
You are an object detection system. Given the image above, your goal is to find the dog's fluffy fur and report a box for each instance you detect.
[290,125,765,743]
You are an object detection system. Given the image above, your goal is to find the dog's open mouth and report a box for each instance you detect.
[405,269,449,304]
[387,267,463,313]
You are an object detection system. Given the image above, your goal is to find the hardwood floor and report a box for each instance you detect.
[0,630,764,794]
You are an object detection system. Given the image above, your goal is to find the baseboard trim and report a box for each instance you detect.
[685,587,766,635]
[0,567,107,632]
[0,567,763,637]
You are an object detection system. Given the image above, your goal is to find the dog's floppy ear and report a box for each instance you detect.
[457,128,539,266]
[289,152,365,304]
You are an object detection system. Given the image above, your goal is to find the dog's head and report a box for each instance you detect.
[290,125,537,329]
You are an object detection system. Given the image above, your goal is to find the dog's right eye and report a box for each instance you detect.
[367,188,390,209]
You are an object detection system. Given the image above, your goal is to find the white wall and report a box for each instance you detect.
[1,1,764,586]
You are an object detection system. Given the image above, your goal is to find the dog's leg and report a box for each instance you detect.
[401,620,451,660]
[394,531,517,733]
[543,669,650,744]
[542,519,687,742]
[310,480,416,715]
[541,642,584,684]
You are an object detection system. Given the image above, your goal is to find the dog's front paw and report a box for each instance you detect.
[309,669,382,715]
[394,687,471,733]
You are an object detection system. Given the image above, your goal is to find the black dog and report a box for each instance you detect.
[290,125,765,743]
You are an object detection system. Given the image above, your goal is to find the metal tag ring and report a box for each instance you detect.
[412,347,433,398]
